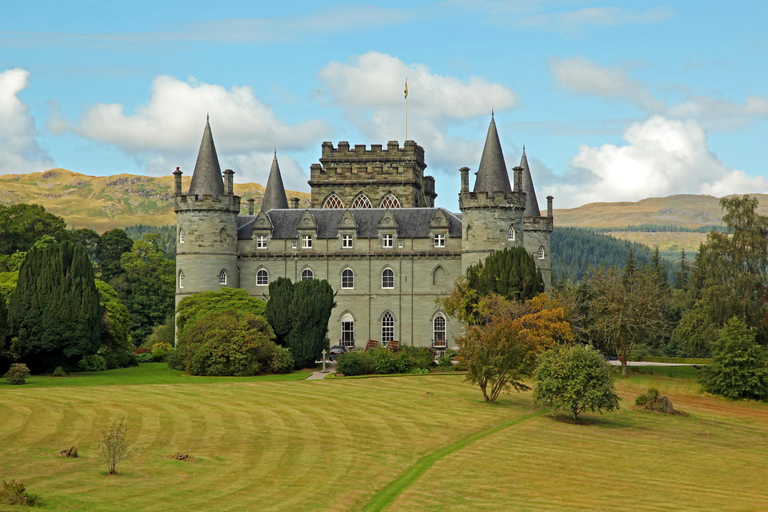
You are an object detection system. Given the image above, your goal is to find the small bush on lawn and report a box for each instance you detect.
[52,366,67,377]
[97,419,133,475]
[1,479,40,506]
[136,353,154,363]
[269,346,294,374]
[635,387,678,414]
[77,354,107,372]
[4,363,31,385]
[336,351,372,376]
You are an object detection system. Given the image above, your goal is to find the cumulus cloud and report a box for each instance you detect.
[0,68,52,173]
[318,52,518,171]
[544,116,768,208]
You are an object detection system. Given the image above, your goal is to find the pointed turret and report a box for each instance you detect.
[261,152,289,211]
[520,146,541,217]
[473,114,512,193]
[188,118,225,197]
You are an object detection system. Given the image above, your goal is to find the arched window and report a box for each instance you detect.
[351,194,372,208]
[219,228,228,243]
[256,269,269,286]
[432,266,446,286]
[508,226,516,241]
[538,246,545,259]
[381,268,394,289]
[323,194,344,209]
[219,269,227,285]
[341,313,355,348]
[341,268,354,289]
[179,228,185,244]
[433,314,446,348]
[381,312,394,345]
[179,270,185,289]
[301,268,314,281]
[380,194,401,209]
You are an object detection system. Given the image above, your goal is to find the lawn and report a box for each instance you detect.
[1,365,767,511]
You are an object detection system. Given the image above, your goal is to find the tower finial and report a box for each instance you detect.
[206,112,209,122]
[491,109,494,117]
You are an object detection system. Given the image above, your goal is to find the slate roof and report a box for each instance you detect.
[473,115,512,194]
[520,147,541,217]
[188,118,225,197]
[261,153,289,211]
[236,208,462,240]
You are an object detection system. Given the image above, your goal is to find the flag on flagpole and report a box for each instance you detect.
[404,79,408,99]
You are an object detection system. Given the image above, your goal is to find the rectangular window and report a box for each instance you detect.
[342,235,353,249]
[434,234,445,247]
[341,321,355,347]
[382,234,393,248]
[291,241,297,249]
[256,235,268,249]
[302,235,313,249]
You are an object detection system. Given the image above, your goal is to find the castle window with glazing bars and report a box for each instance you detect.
[508,226,515,241]
[219,270,227,285]
[342,235,353,249]
[256,269,269,286]
[433,314,446,348]
[341,268,354,289]
[382,268,394,289]
[538,246,545,259]
[257,235,267,249]
[323,194,344,209]
[302,235,313,249]
[380,194,401,209]
[382,234,393,248]
[301,269,314,281]
[434,234,445,247]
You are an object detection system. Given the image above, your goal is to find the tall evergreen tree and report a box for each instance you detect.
[8,241,101,372]
[266,277,295,347]
[673,249,690,291]
[467,247,545,302]
[96,229,134,282]
[622,247,637,286]
[286,279,335,369]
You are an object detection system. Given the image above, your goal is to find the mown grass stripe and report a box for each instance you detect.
[362,407,548,512]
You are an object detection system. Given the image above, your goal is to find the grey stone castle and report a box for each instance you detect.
[174,115,553,350]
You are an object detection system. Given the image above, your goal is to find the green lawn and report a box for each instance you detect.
[1,365,767,511]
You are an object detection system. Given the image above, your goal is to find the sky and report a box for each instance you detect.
[1,0,767,211]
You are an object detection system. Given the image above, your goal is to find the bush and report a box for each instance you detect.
[409,367,430,374]
[269,346,294,374]
[102,350,138,369]
[699,317,768,400]
[136,353,154,363]
[0,479,40,506]
[52,366,67,377]
[336,351,372,377]
[176,310,279,376]
[134,347,150,355]
[97,419,133,475]
[151,342,172,362]
[4,363,31,385]
[77,354,107,372]
[370,347,397,374]
[166,348,183,369]
[635,387,678,414]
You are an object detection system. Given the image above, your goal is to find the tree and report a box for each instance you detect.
[266,277,295,346]
[286,279,335,369]
[457,295,538,402]
[699,317,768,400]
[120,234,175,346]
[534,345,620,421]
[176,288,267,340]
[8,241,101,372]
[95,280,134,368]
[586,265,666,375]
[67,228,100,262]
[97,419,133,475]
[96,229,134,282]
[0,203,68,255]
[176,310,281,376]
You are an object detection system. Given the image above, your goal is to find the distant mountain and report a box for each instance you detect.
[0,169,311,232]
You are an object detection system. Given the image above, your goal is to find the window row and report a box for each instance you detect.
[339,312,447,348]
[177,269,229,289]
[177,228,229,244]
[323,193,401,209]
[276,234,448,250]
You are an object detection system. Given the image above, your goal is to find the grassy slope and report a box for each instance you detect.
[2,365,768,511]
[0,169,311,232]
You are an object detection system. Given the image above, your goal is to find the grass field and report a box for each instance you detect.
[1,364,767,511]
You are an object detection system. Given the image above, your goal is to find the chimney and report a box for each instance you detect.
[247,198,255,215]
[223,169,234,195]
[290,197,300,209]
[513,166,523,192]
[459,167,469,193]
[547,196,554,218]
[173,167,183,196]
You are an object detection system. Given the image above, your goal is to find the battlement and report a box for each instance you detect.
[320,140,425,163]
[175,193,241,213]
[523,216,554,232]
[458,190,526,211]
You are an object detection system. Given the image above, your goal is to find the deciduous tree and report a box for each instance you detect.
[176,287,267,340]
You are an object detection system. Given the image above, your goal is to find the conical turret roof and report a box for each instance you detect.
[261,152,289,211]
[188,118,224,196]
[473,115,512,193]
[520,147,541,217]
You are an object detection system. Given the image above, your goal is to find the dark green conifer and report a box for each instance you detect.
[286,279,335,369]
[266,277,295,347]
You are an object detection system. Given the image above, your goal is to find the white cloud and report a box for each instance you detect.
[0,68,52,173]
[318,52,518,171]
[519,6,673,32]
[545,116,768,208]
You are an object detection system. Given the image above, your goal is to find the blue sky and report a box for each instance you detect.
[1,1,767,211]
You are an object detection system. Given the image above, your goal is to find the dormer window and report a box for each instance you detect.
[342,235,353,249]
[256,235,268,249]
[434,234,445,248]
[302,235,313,249]
[382,234,393,248]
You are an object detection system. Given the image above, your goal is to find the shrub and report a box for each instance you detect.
[437,354,454,368]
[269,346,294,374]
[0,479,40,506]
[136,353,154,363]
[52,366,67,377]
[102,350,138,369]
[635,387,677,414]
[370,347,397,374]
[409,367,430,374]
[4,363,31,385]
[97,419,133,475]
[77,354,107,372]
[166,348,183,369]
[336,351,372,376]
[151,342,173,362]
[134,347,150,355]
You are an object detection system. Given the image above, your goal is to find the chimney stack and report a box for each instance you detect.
[513,166,523,192]
[247,198,255,215]
[547,196,554,218]
[173,167,183,196]
[223,169,234,195]
[459,167,470,193]
[290,197,300,209]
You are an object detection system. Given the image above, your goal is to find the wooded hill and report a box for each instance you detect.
[0,169,311,233]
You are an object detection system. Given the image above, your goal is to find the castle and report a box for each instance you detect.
[174,115,553,350]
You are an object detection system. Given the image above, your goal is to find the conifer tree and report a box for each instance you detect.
[266,277,295,346]
[286,279,335,369]
[673,249,690,291]
[467,247,544,302]
[8,241,101,372]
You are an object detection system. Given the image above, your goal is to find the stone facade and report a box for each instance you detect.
[175,117,553,351]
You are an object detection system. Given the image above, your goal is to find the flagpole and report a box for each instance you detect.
[404,78,408,141]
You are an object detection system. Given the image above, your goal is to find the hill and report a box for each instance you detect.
[0,169,311,232]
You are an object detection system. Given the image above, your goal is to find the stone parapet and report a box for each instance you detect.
[174,193,241,213]
[523,216,554,232]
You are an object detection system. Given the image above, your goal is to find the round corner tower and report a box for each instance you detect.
[174,119,241,307]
